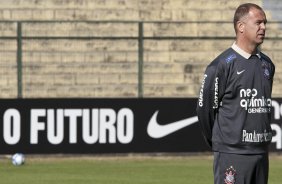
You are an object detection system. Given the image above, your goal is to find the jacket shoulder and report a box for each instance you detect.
[260,52,274,64]
[208,48,236,72]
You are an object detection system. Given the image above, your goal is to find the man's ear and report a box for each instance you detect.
[237,21,244,33]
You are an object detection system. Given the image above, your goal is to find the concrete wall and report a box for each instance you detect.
[0,0,281,98]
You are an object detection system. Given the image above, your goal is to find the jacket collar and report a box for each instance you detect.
[231,42,261,59]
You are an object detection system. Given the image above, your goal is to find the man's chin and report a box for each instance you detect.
[256,39,264,45]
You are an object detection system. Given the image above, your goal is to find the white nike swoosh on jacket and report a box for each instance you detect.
[237,70,245,75]
[147,111,199,139]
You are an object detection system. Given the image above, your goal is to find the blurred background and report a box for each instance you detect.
[0,0,281,99]
[1,2,282,183]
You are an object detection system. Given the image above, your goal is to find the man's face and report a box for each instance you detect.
[241,8,267,46]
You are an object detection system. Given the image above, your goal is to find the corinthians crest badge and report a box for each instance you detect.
[224,166,236,184]
[261,60,271,80]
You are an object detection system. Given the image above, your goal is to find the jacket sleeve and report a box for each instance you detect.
[196,62,225,147]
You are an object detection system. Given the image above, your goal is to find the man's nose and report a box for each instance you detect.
[260,22,266,30]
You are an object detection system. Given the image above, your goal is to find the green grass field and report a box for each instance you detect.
[1,154,282,184]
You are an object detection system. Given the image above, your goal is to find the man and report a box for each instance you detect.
[196,3,275,184]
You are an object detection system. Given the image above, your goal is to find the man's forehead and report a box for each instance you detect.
[248,8,266,19]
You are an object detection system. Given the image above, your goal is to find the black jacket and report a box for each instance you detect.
[196,47,275,154]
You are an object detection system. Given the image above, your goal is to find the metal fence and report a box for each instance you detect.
[1,20,281,98]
